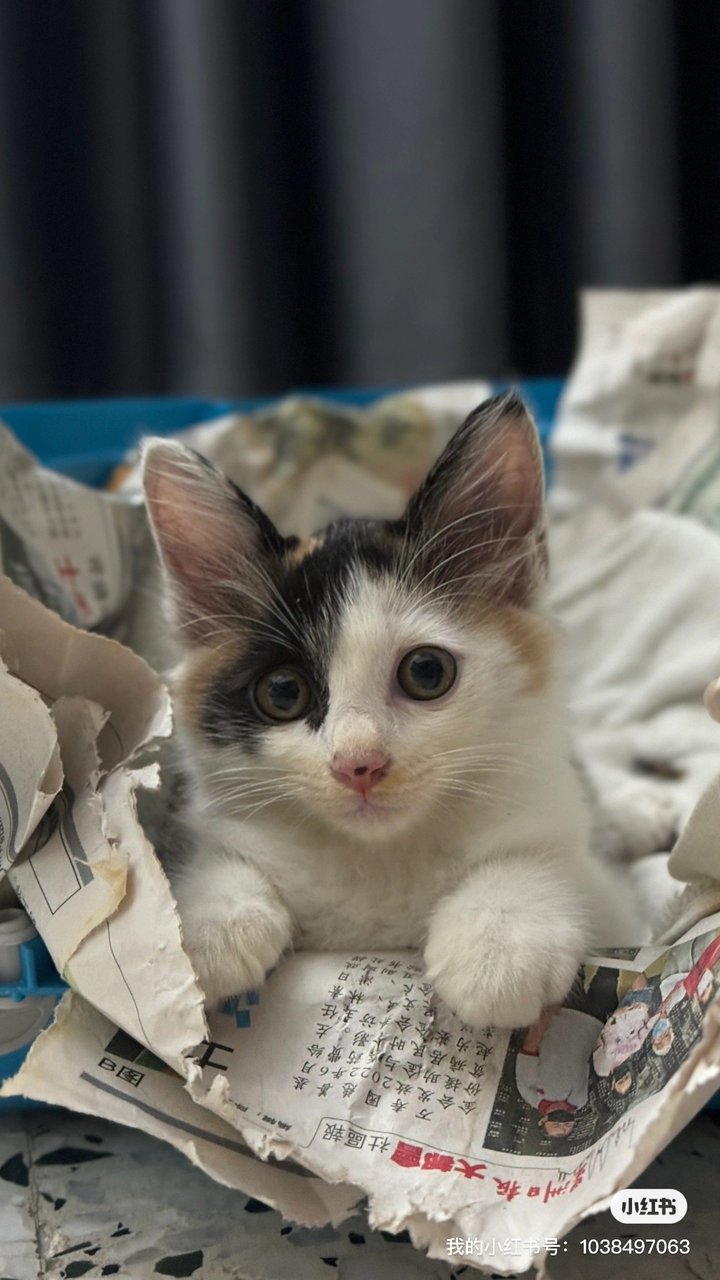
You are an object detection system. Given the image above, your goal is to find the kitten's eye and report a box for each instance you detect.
[396,647,456,701]
[253,669,311,722]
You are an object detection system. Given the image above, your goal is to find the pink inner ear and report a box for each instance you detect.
[488,426,544,538]
[442,410,544,543]
[145,444,257,567]
[405,398,547,607]
[142,442,263,640]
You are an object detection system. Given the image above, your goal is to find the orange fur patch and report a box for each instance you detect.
[174,642,245,733]
[285,534,325,566]
[481,605,554,695]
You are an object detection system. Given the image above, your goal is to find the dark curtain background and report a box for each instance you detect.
[0,0,714,400]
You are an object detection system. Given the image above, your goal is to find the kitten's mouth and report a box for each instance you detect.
[340,789,413,824]
[350,794,392,815]
[330,769,439,824]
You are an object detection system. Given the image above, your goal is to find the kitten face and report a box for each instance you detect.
[142,392,551,841]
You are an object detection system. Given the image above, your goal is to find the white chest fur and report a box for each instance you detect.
[195,809,469,950]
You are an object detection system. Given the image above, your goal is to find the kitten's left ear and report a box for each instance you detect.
[403,391,547,606]
[142,439,286,644]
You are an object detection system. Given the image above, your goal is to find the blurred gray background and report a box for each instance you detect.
[0,0,712,398]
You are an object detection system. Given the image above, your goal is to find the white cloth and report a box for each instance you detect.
[546,290,720,927]
[552,508,720,846]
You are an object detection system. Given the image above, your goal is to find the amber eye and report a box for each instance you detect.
[253,669,311,722]
[396,647,457,701]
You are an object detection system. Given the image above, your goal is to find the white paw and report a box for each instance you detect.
[613,783,679,860]
[182,902,293,1006]
[424,907,584,1030]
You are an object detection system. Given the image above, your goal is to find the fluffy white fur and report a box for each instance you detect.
[165,572,638,1025]
[143,398,640,1029]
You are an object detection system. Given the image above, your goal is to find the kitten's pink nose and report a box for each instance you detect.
[330,751,391,795]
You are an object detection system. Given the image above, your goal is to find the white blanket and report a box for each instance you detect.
[549,289,720,933]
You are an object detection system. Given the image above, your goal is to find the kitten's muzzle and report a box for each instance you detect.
[330,751,391,796]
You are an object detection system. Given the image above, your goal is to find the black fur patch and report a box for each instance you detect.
[202,519,400,744]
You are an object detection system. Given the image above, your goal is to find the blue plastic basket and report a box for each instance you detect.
[0,931,67,1105]
[0,380,564,485]
[0,378,563,1098]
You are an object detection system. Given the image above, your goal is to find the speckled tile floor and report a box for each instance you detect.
[0,1108,718,1279]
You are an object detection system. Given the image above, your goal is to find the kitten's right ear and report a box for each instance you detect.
[402,391,547,606]
[142,440,284,644]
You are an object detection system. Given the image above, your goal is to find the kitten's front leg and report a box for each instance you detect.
[424,856,588,1030]
[171,853,293,1006]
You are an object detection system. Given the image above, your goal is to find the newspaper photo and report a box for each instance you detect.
[2,324,720,1274]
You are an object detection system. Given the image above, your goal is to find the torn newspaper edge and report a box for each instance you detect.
[0,570,171,980]
[0,663,61,875]
[12,991,363,1230]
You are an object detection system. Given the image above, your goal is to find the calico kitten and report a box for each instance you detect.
[142,392,637,1029]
